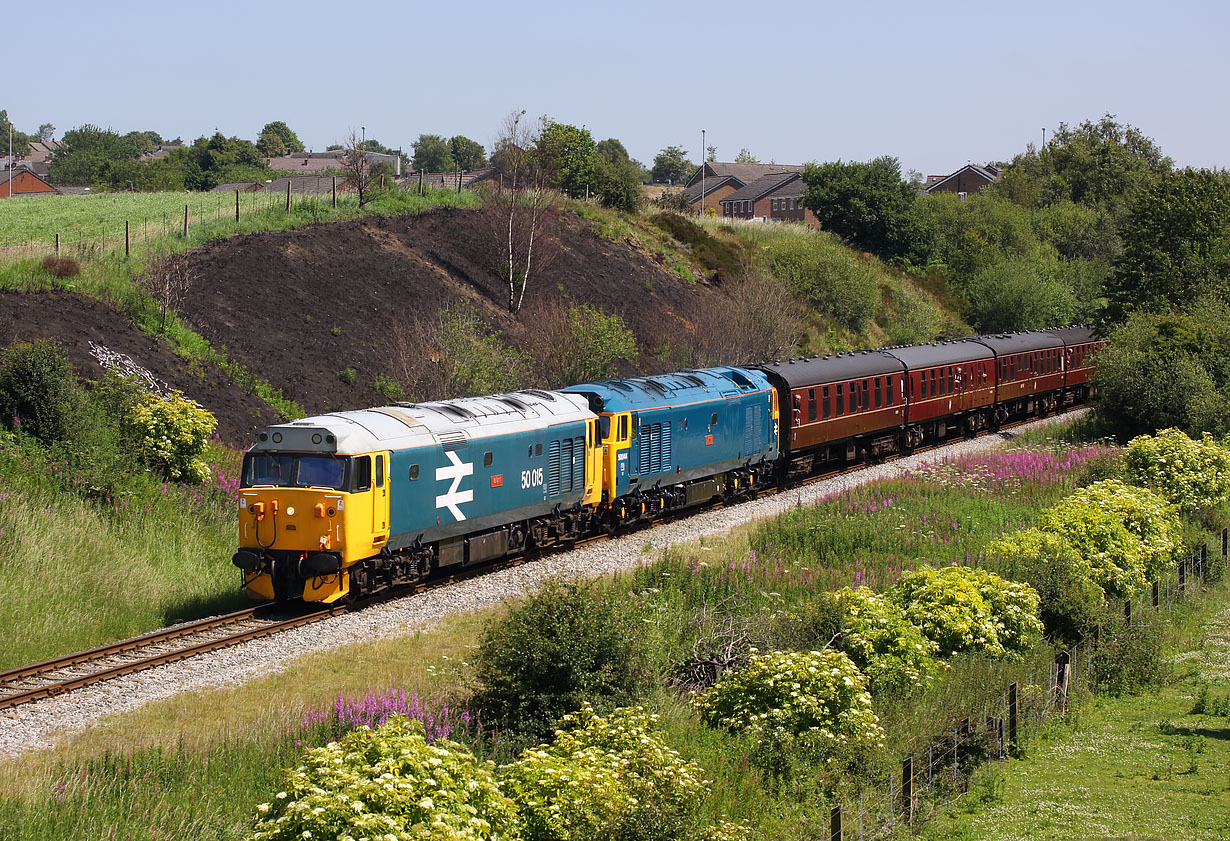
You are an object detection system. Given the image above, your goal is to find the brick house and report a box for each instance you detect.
[684,162,805,214]
[0,165,55,197]
[719,172,819,227]
[268,150,402,176]
[924,164,1000,197]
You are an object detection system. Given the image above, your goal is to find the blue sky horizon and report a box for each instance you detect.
[6,0,1226,177]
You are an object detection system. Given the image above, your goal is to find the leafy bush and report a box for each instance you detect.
[962,258,1077,333]
[474,581,651,741]
[1044,480,1180,592]
[373,373,406,403]
[520,301,637,388]
[888,566,1042,658]
[0,339,81,446]
[126,391,216,483]
[694,648,884,769]
[989,528,1104,643]
[499,704,707,841]
[830,587,942,694]
[249,716,518,841]
[760,231,878,330]
[1123,428,1230,514]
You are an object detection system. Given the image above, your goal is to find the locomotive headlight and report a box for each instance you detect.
[286,507,296,516]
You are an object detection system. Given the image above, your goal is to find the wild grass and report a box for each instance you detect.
[0,435,244,670]
[921,583,1230,841]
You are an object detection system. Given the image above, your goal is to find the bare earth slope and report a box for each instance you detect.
[179,208,707,426]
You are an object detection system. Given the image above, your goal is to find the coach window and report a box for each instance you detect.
[926,370,934,397]
[886,376,895,406]
[808,388,817,422]
[353,456,371,492]
[409,464,419,481]
[848,383,857,413]
[874,377,882,408]
[823,386,832,418]
[835,383,845,415]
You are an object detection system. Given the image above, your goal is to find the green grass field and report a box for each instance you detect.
[921,590,1230,841]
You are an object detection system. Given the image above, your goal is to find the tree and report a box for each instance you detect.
[593,137,643,212]
[450,135,487,170]
[734,148,759,163]
[535,119,597,198]
[140,253,197,333]
[411,133,454,172]
[651,145,693,184]
[256,131,287,158]
[1107,167,1230,319]
[339,129,374,208]
[484,110,557,313]
[706,145,717,163]
[0,110,32,156]
[36,123,54,142]
[801,156,928,261]
[47,124,138,185]
[257,120,304,154]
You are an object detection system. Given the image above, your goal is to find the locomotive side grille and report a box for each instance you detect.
[572,436,584,492]
[548,440,562,496]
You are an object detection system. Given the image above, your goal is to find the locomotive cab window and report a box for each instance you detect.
[353,456,372,492]
[619,415,629,441]
[375,455,384,488]
[243,453,347,491]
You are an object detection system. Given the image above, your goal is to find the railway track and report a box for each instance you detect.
[0,406,1086,714]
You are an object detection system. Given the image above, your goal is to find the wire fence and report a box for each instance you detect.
[0,185,355,265]
[819,527,1227,841]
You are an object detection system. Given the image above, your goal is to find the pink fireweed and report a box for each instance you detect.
[914,445,1114,496]
[299,686,478,744]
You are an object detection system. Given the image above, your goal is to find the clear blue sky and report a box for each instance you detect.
[8,0,1227,176]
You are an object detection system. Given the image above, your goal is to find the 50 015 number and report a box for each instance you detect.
[521,467,544,489]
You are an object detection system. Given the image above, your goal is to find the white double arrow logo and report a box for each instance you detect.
[435,450,474,522]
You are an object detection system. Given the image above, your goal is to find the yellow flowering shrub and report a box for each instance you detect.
[499,704,706,841]
[249,716,518,841]
[1124,428,1230,514]
[127,391,216,483]
[831,586,942,693]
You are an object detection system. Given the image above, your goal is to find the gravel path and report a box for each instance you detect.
[0,410,1087,759]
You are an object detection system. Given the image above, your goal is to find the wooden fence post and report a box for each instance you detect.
[419,169,424,195]
[125,220,130,257]
[55,232,60,255]
[1152,580,1160,609]
[1221,527,1227,559]
[1008,683,1019,756]
[183,204,189,238]
[1201,544,1208,582]
[830,805,842,841]
[235,189,240,222]
[286,181,291,212]
[332,176,337,208]
[1179,556,1186,592]
[1124,598,1131,624]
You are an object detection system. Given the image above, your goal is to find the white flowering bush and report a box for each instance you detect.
[249,716,518,841]
[988,527,1105,643]
[127,391,216,483]
[831,587,942,693]
[499,704,706,841]
[1042,479,1180,596]
[694,649,884,767]
[1124,428,1230,514]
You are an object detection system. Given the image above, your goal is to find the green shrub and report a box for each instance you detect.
[474,581,651,741]
[1124,428,1230,514]
[694,648,884,770]
[830,587,942,694]
[761,231,878,330]
[888,566,1042,658]
[1044,480,1181,593]
[338,367,356,386]
[962,258,1077,333]
[249,716,518,841]
[989,528,1105,644]
[0,339,81,445]
[499,704,707,841]
[1090,614,1170,695]
[126,391,216,483]
[373,373,406,403]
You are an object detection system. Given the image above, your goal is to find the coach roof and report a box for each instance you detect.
[884,341,993,369]
[968,331,1064,355]
[756,351,904,390]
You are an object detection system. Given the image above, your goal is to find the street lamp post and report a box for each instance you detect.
[701,129,706,217]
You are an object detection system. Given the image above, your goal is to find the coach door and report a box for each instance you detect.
[372,453,389,547]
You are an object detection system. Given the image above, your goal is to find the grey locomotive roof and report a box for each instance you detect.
[884,341,993,368]
[756,351,904,389]
[967,331,1064,354]
[250,390,593,455]
[1046,325,1102,345]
